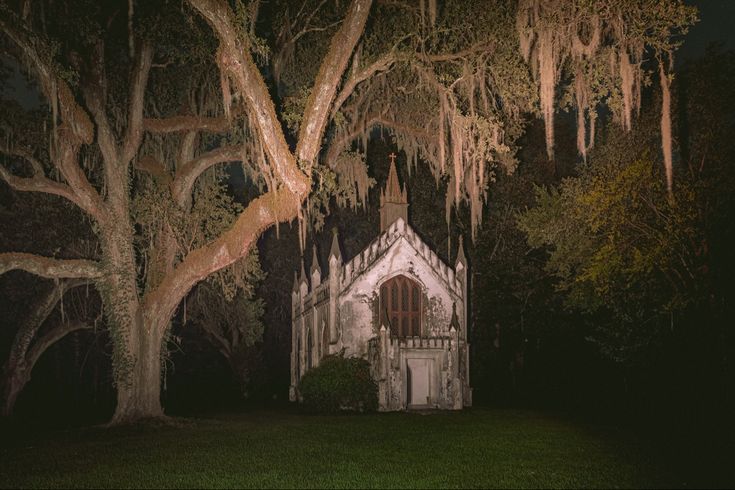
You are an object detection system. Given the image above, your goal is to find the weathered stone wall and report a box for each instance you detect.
[291,218,471,409]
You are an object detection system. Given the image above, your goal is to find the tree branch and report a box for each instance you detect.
[0,146,106,221]
[0,253,102,279]
[122,41,154,164]
[27,320,94,369]
[135,155,172,185]
[201,327,233,360]
[0,9,94,145]
[53,140,108,222]
[82,40,120,167]
[143,189,301,330]
[143,116,230,134]
[325,114,431,167]
[188,0,309,198]
[330,50,397,120]
[295,0,373,166]
[6,278,91,370]
[172,145,242,204]
[0,10,106,221]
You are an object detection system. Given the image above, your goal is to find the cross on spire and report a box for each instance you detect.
[380,151,408,231]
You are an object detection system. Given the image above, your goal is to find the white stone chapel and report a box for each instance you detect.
[290,154,471,410]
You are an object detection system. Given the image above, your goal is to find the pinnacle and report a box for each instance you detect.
[299,258,308,286]
[329,227,342,262]
[455,234,467,267]
[310,244,321,275]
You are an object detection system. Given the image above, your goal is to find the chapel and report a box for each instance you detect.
[289,155,472,410]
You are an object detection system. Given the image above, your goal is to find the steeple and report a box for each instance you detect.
[379,152,408,231]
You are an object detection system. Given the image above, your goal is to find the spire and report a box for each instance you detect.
[384,153,405,204]
[292,270,299,294]
[455,234,467,269]
[379,152,409,231]
[299,258,308,286]
[329,227,342,262]
[310,244,321,276]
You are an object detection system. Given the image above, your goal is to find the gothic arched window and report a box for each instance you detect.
[380,275,421,337]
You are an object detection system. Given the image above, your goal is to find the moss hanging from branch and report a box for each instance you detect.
[516,0,696,195]
[659,57,673,196]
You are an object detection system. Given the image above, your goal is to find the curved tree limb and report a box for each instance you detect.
[294,0,373,166]
[122,41,154,164]
[0,9,108,222]
[172,145,242,204]
[5,278,91,373]
[1,278,95,417]
[26,320,94,369]
[325,115,432,168]
[330,50,398,121]
[52,140,108,223]
[142,189,301,331]
[143,116,230,134]
[0,9,93,144]
[0,153,98,217]
[0,253,102,279]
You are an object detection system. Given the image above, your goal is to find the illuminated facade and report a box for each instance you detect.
[290,157,471,410]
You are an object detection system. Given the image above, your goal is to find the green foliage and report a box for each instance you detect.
[281,87,310,134]
[517,122,706,363]
[298,353,378,413]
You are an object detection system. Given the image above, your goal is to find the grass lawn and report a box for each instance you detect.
[0,408,715,488]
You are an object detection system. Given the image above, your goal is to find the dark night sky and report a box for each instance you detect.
[680,0,735,61]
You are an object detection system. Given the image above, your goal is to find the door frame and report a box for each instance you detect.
[400,349,442,409]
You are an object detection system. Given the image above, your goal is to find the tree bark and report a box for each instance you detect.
[108,310,166,424]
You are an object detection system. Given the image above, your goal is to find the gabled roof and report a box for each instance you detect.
[339,217,464,297]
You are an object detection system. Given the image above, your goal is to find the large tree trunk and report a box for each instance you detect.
[101,218,168,424]
[109,310,166,424]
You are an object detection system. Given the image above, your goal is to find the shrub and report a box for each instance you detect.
[298,353,378,413]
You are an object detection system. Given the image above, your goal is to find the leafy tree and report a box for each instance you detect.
[518,116,709,364]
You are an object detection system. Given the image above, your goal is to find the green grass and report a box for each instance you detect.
[0,408,690,488]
